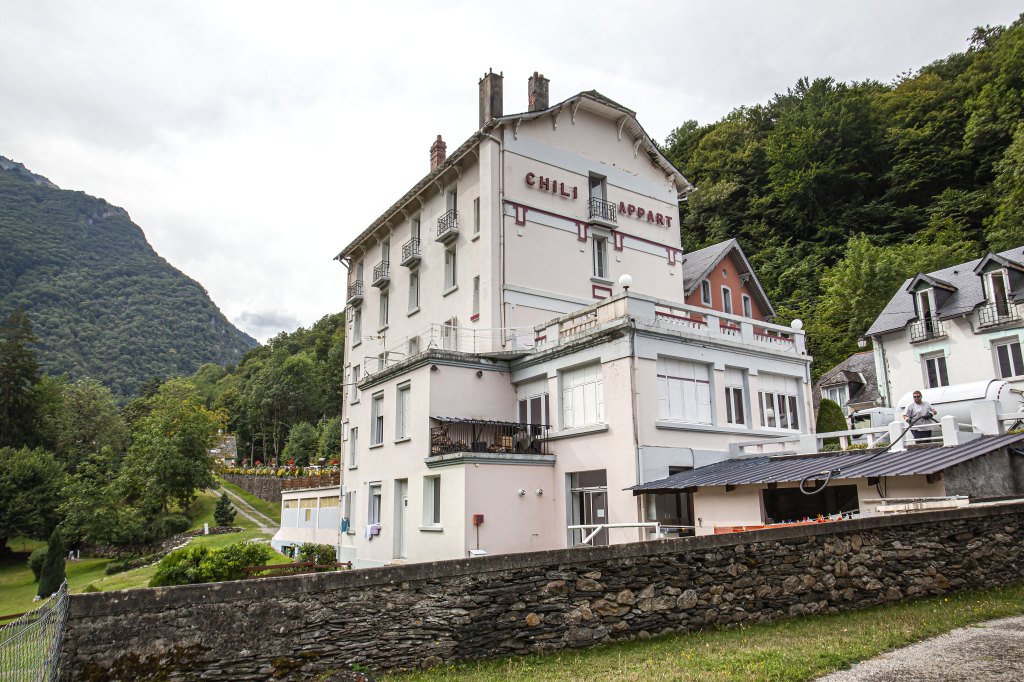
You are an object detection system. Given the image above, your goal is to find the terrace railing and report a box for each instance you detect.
[430,418,550,456]
[588,197,617,224]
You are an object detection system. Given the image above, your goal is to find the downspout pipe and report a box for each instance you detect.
[484,130,506,340]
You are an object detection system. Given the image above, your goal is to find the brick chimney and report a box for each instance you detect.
[430,135,447,171]
[528,72,549,112]
[479,69,503,128]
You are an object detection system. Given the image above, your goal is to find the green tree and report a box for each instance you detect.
[214,492,236,527]
[37,527,66,598]
[816,399,849,448]
[42,378,129,473]
[0,447,65,555]
[985,122,1024,251]
[0,310,41,448]
[59,449,146,547]
[318,416,342,463]
[121,379,224,513]
[283,421,317,467]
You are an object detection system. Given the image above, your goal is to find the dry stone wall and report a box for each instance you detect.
[220,473,282,504]
[60,502,1024,681]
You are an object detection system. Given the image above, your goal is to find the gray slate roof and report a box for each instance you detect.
[866,247,1024,336]
[630,432,1024,492]
[812,351,881,410]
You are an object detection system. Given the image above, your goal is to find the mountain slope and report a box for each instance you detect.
[0,155,256,398]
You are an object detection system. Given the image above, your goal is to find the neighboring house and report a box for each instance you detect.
[333,71,813,568]
[208,433,237,466]
[272,483,342,557]
[812,351,882,416]
[866,248,1024,405]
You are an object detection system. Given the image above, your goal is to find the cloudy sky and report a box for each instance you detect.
[3,1,1021,342]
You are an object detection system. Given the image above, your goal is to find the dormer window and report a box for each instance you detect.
[986,270,1010,316]
[700,280,712,306]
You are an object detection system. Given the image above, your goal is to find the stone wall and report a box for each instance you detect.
[60,501,1024,681]
[221,474,282,504]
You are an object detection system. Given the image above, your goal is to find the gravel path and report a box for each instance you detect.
[219,486,277,534]
[817,615,1024,681]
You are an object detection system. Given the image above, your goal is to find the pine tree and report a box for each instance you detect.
[0,309,41,449]
[214,492,236,527]
[37,527,66,598]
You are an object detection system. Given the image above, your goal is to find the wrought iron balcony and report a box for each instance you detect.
[429,418,550,457]
[371,261,390,288]
[401,238,421,267]
[978,301,1020,328]
[435,209,460,243]
[588,197,617,225]
[346,281,364,306]
[910,316,946,343]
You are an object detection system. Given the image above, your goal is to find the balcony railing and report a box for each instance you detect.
[430,418,549,456]
[401,238,421,267]
[910,317,946,343]
[978,301,1020,328]
[588,197,617,224]
[346,281,364,306]
[371,260,390,288]
[436,209,460,243]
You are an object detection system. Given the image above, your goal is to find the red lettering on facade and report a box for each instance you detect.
[525,172,536,186]
[666,216,672,227]
[656,213,664,226]
[646,211,654,223]
[538,176,550,191]
[619,201,627,215]
[637,208,646,220]
[627,204,636,216]
[573,186,578,200]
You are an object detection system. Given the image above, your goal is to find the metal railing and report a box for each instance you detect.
[909,317,946,342]
[0,581,68,681]
[346,281,364,304]
[371,260,390,285]
[568,522,664,545]
[401,237,421,264]
[978,302,1020,327]
[436,209,459,240]
[430,418,550,456]
[588,197,617,223]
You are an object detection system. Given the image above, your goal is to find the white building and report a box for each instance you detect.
[866,248,1024,404]
[334,72,813,567]
[272,484,342,557]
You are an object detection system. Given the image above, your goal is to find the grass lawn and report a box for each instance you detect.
[218,477,282,524]
[0,542,111,623]
[186,489,220,530]
[386,583,1024,682]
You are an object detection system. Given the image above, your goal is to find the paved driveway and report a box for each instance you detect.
[818,615,1024,681]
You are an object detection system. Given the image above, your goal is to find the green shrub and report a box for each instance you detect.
[845,443,869,450]
[104,555,152,575]
[214,492,236,527]
[297,543,337,566]
[82,584,100,593]
[38,528,66,598]
[819,443,841,452]
[28,547,47,581]
[149,541,273,587]
[147,513,191,541]
[816,398,848,449]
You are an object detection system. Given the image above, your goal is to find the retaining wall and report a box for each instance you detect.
[60,501,1024,681]
[220,474,282,504]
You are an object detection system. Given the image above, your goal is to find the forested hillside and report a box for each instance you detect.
[190,312,345,467]
[664,17,1024,377]
[0,156,256,398]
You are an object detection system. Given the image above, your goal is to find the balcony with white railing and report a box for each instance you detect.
[371,261,390,288]
[346,281,364,306]
[533,293,807,356]
[977,301,1021,329]
[400,238,421,267]
[435,209,459,243]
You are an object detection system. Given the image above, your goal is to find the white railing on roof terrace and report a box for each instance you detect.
[360,323,537,377]
[534,293,806,355]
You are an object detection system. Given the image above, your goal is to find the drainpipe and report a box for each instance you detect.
[484,130,506,340]
[874,334,892,407]
[627,314,645,538]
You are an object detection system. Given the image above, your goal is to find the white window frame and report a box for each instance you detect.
[700,280,712,306]
[379,292,389,330]
[823,385,849,407]
[350,365,361,404]
[742,294,752,318]
[922,352,949,388]
[473,197,480,235]
[593,236,608,280]
[422,475,441,527]
[442,317,458,351]
[407,336,420,356]
[395,383,411,441]
[757,374,801,430]
[561,363,605,429]
[343,490,357,530]
[993,340,1023,379]
[518,393,550,427]
[444,245,457,291]
[721,286,733,315]
[368,483,382,526]
[352,308,362,347]
[472,276,480,317]
[370,392,384,446]
[408,271,420,313]
[348,426,358,467]
[657,358,713,424]
[725,368,746,426]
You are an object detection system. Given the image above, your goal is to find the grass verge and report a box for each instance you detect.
[218,477,282,524]
[386,583,1024,682]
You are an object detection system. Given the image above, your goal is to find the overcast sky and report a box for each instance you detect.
[3,1,1021,342]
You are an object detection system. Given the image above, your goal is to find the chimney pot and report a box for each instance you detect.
[430,135,447,171]
[528,72,550,112]
[479,70,504,129]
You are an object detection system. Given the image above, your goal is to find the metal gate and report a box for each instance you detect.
[0,582,69,681]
